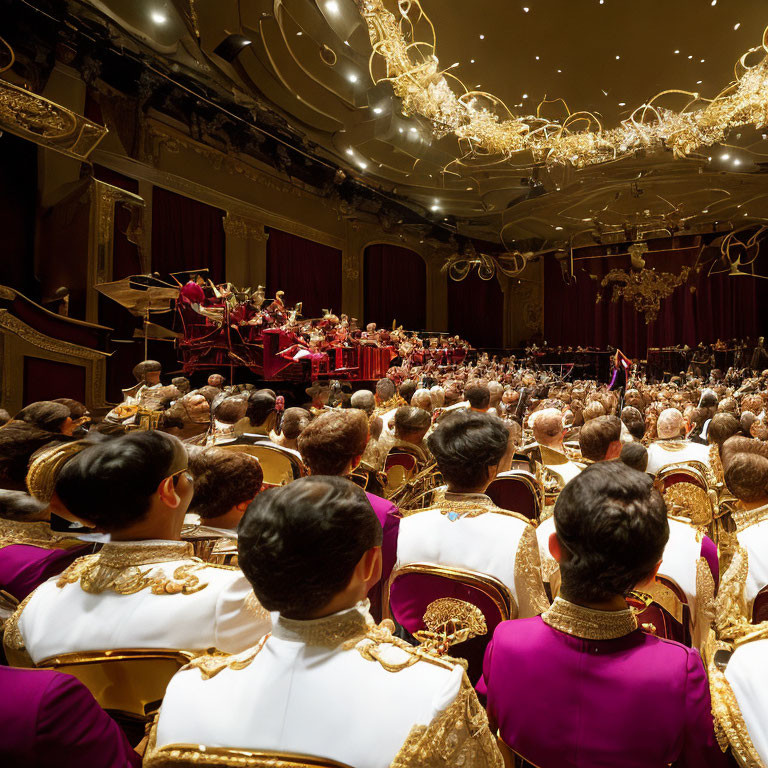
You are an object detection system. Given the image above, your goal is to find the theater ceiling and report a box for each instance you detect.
[30,0,768,254]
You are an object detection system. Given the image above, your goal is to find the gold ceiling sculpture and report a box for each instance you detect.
[441,246,529,281]
[598,266,691,323]
[356,0,768,169]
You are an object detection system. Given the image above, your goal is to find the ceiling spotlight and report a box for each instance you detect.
[523,6,530,12]
[700,58,705,63]
[618,101,626,106]
[555,226,564,231]
[702,209,709,213]
[345,148,353,155]
[470,59,475,63]
[358,161,367,170]
[734,159,741,165]
[615,55,620,60]
[466,186,473,190]
[688,55,693,59]
[734,22,741,30]
[557,69,562,73]
[150,10,168,24]
[599,0,604,4]
[697,80,703,84]
[430,205,439,211]
[296,31,303,36]
[535,56,540,61]
[479,34,485,39]
[373,106,383,114]
[721,153,730,160]
[325,0,340,14]
[710,0,716,4]
[347,72,358,83]
[409,126,418,133]
[522,93,528,99]
[674,49,680,54]
[398,127,404,133]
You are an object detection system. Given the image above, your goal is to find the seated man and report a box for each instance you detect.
[298,409,399,621]
[525,408,583,495]
[0,666,140,767]
[392,410,548,634]
[465,382,491,413]
[620,406,646,442]
[389,406,432,466]
[184,449,264,562]
[646,407,710,476]
[620,441,649,473]
[578,415,622,463]
[5,432,270,666]
[482,462,729,768]
[269,407,311,453]
[146,477,502,768]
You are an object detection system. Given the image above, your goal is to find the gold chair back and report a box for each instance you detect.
[37,649,195,717]
[658,463,715,528]
[218,443,305,487]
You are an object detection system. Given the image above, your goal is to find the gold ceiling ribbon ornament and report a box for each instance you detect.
[599,266,691,323]
[440,242,530,281]
[356,0,768,169]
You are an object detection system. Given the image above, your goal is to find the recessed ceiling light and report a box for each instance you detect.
[325,0,340,15]
[358,161,367,169]
[398,127,404,133]
[711,0,716,5]
[479,34,485,39]
[296,31,303,36]
[734,22,741,30]
[700,58,705,63]
[535,56,540,61]
[557,69,562,73]
[618,102,626,106]
[466,186,473,190]
[347,72,358,83]
[431,205,439,211]
[615,55,620,60]
[523,7,530,12]
[345,148,353,155]
[734,159,741,165]
[674,49,680,54]
[470,59,475,63]
[702,209,709,213]
[688,55,693,59]
[522,93,528,99]
[373,106,383,114]
[721,153,730,160]
[343,40,350,46]
[150,10,168,24]
[409,126,418,133]
[555,226,564,231]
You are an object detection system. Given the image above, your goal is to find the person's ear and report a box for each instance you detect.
[157,476,182,509]
[356,547,382,588]
[235,499,251,513]
[548,532,564,563]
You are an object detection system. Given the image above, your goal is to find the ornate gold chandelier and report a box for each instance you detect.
[598,267,691,323]
[356,0,768,169]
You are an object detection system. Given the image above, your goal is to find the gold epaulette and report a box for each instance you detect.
[184,634,270,680]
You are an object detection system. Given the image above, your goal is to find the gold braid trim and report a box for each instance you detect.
[707,636,767,767]
[391,673,504,768]
[542,598,638,640]
[731,503,768,533]
[402,495,530,524]
[3,592,35,667]
[695,556,717,646]
[716,547,752,640]
[184,635,271,680]
[0,519,82,551]
[514,525,550,615]
[56,544,209,596]
[709,444,725,487]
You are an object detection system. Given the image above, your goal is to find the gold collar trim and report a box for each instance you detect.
[272,602,372,648]
[655,439,688,451]
[542,598,638,640]
[0,519,77,551]
[95,540,194,566]
[731,502,768,532]
[425,492,529,523]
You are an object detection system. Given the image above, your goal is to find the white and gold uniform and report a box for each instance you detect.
[146,602,502,768]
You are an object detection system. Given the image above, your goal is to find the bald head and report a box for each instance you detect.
[533,408,564,449]
[657,408,684,440]
[411,388,433,413]
[350,389,375,415]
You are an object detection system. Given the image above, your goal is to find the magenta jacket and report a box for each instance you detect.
[0,543,91,601]
[0,667,140,767]
[365,491,400,622]
[481,617,731,768]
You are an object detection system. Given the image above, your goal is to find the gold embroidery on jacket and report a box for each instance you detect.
[185,635,271,680]
[514,525,550,615]
[542,598,638,640]
[0,519,81,551]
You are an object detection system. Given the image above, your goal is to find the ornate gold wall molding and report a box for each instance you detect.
[222,213,268,241]
[0,309,111,413]
[0,79,107,160]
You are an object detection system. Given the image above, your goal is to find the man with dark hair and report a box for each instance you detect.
[6,432,269,665]
[374,377,396,406]
[298,409,399,621]
[481,462,728,768]
[391,410,547,644]
[620,405,646,441]
[390,406,431,465]
[269,407,311,453]
[465,381,491,412]
[398,379,417,405]
[187,448,263,539]
[148,477,501,768]
[578,415,622,462]
[619,441,649,473]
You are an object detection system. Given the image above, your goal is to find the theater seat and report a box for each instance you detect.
[486,471,543,523]
[144,745,354,768]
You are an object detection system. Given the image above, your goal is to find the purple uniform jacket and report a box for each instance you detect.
[0,543,91,601]
[365,491,400,622]
[481,617,730,768]
[0,667,140,768]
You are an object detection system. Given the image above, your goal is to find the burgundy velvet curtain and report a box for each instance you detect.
[151,187,225,283]
[364,244,427,330]
[266,228,342,319]
[448,272,504,347]
[543,237,763,358]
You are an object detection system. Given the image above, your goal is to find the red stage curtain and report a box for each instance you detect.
[266,228,342,319]
[364,245,426,330]
[543,237,764,358]
[23,358,86,405]
[151,187,225,283]
[448,272,504,348]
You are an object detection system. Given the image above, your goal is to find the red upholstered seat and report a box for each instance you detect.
[486,472,542,522]
[753,585,768,624]
[385,452,418,473]
[629,576,692,646]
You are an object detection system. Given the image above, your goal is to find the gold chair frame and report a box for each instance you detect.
[36,648,196,718]
[218,443,306,487]
[146,745,354,768]
[658,462,716,530]
[385,562,515,624]
[487,470,544,521]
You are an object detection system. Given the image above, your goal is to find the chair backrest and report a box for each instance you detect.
[632,576,692,646]
[486,472,543,522]
[146,746,354,768]
[753,585,768,624]
[384,452,418,495]
[658,464,714,528]
[385,451,419,472]
[37,649,195,718]
[219,443,305,487]
[388,562,514,683]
